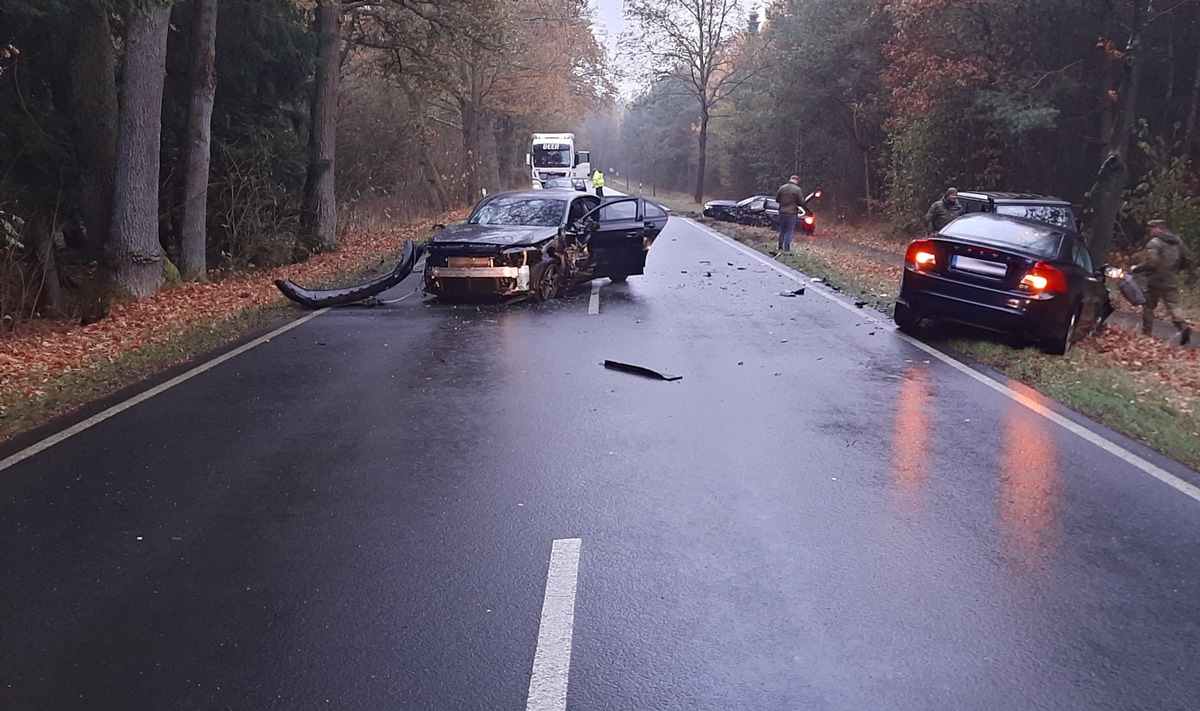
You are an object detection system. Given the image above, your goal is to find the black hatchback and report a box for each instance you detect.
[894,213,1113,354]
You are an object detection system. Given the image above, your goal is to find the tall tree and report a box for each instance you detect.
[623,0,752,203]
[301,0,340,249]
[67,4,119,257]
[110,5,173,298]
[1089,0,1150,261]
[180,0,219,281]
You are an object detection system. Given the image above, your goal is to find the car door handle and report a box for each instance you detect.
[624,231,641,238]
[646,222,656,230]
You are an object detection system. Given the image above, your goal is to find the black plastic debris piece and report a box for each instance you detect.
[854,300,867,307]
[603,359,683,381]
[276,240,421,309]
[779,287,806,297]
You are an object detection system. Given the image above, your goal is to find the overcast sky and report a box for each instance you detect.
[592,0,626,52]
[592,0,640,99]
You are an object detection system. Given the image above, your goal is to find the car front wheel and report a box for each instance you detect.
[530,260,562,303]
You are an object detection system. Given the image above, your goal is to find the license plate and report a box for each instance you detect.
[951,255,1007,278]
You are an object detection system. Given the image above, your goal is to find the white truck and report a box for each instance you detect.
[527,133,591,189]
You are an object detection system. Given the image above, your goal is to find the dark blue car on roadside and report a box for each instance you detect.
[894,213,1114,355]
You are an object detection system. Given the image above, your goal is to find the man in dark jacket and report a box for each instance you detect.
[1131,219,1194,344]
[925,187,964,233]
[775,175,805,252]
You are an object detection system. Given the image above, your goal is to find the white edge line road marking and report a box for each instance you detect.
[588,281,601,315]
[526,537,582,711]
[0,309,329,473]
[686,217,1200,505]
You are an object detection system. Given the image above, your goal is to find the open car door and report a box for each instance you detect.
[581,196,648,280]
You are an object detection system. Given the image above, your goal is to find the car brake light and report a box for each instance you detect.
[814,190,823,199]
[1020,263,1067,293]
[803,215,814,225]
[905,240,937,269]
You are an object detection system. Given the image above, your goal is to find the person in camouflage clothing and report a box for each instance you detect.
[925,187,964,233]
[1130,219,1195,345]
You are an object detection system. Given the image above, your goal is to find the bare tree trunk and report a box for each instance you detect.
[29,212,63,318]
[409,103,450,212]
[302,0,339,249]
[110,6,171,299]
[180,0,218,281]
[479,115,500,193]
[68,5,118,256]
[1089,0,1148,261]
[401,84,450,211]
[462,98,481,201]
[694,108,709,204]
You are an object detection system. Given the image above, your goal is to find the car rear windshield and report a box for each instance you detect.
[941,216,1063,258]
[994,204,1075,229]
[468,197,566,227]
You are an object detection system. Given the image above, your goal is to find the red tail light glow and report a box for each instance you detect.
[803,215,815,225]
[905,240,937,269]
[814,190,823,199]
[1019,263,1067,293]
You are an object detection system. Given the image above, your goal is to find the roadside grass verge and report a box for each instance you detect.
[0,225,436,442]
[624,186,702,217]
[709,217,1200,472]
[0,304,290,438]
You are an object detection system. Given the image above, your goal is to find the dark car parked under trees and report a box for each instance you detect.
[422,191,669,302]
[702,193,819,234]
[895,213,1114,355]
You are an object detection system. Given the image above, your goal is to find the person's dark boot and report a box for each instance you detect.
[1181,326,1192,346]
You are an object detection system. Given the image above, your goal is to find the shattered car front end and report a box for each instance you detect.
[423,224,567,301]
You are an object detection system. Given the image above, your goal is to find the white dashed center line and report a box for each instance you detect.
[526,537,582,711]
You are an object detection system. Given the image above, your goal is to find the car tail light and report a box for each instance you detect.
[905,240,937,269]
[803,215,815,225]
[1019,262,1067,293]
[814,190,823,199]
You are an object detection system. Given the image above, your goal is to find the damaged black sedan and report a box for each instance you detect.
[424,190,668,302]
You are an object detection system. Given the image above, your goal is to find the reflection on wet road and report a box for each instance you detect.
[999,400,1062,576]
[890,365,932,516]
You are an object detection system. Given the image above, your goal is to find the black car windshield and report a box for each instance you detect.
[942,215,1063,258]
[469,197,566,227]
[995,204,1075,229]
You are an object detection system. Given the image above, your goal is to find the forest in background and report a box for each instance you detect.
[1,0,1198,332]
[593,0,1200,261]
[0,0,606,328]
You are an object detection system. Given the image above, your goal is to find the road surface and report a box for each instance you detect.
[3,214,1200,710]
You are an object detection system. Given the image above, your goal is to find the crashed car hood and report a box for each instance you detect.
[705,200,738,208]
[429,223,559,248]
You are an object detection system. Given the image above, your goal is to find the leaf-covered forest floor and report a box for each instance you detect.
[708,218,1200,472]
[0,215,464,441]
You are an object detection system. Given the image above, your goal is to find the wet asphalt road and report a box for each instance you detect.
[4,216,1200,711]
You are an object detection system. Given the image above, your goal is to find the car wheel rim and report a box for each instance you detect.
[537,266,559,301]
[1063,312,1077,353]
